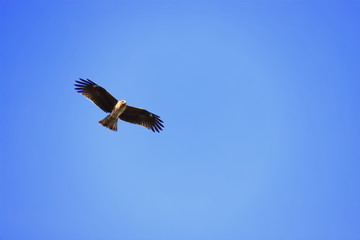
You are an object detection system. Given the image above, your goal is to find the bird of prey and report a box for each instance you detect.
[74,78,164,132]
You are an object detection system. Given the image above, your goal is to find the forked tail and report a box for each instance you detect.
[98,114,118,131]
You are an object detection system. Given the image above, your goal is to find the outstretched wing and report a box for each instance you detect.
[74,78,118,113]
[120,106,164,132]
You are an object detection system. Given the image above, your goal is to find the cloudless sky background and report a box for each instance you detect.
[1,0,360,239]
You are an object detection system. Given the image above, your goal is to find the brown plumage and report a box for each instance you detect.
[74,78,164,132]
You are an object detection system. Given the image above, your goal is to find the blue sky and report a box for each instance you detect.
[1,0,360,239]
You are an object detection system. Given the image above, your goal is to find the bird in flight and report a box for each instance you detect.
[74,78,164,132]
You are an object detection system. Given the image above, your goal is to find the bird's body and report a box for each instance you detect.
[74,78,164,132]
[98,100,127,131]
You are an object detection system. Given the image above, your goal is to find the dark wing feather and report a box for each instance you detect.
[120,106,164,132]
[74,78,118,113]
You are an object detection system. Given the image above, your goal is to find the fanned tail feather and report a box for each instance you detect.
[98,114,118,131]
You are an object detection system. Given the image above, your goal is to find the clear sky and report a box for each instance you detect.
[1,1,360,239]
